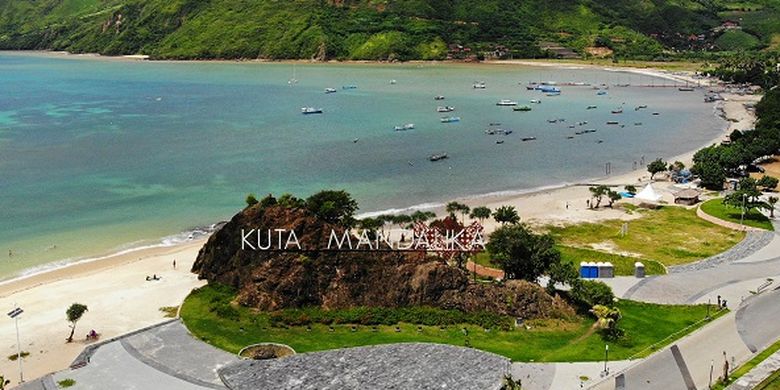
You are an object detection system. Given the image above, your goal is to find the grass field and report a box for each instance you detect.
[181,284,724,363]
[700,198,774,231]
[546,206,745,266]
[471,246,666,276]
[756,370,780,390]
[713,338,780,389]
[516,58,705,72]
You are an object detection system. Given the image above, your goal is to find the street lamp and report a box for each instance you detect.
[740,193,747,228]
[7,305,24,383]
[603,344,610,375]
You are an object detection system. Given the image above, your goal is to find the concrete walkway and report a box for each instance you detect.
[727,349,780,390]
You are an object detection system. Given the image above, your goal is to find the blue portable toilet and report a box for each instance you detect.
[588,262,598,278]
[579,262,588,278]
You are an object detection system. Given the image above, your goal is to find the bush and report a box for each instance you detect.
[268,306,514,330]
[570,280,615,308]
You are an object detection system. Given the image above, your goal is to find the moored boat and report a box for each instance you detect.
[434,95,445,100]
[496,99,518,106]
[606,120,619,125]
[437,106,455,112]
[440,116,461,123]
[429,153,448,161]
[394,123,415,131]
[342,84,358,90]
[513,105,532,112]
[596,90,608,96]
[587,105,598,110]
[611,108,623,114]
[301,107,323,114]
[473,81,486,89]
[324,88,337,94]
[530,99,541,104]
[521,136,537,141]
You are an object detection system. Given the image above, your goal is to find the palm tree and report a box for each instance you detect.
[492,205,520,225]
[410,210,436,223]
[470,206,492,223]
[66,303,88,343]
[445,201,470,223]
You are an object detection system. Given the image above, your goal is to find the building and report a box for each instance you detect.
[674,189,701,205]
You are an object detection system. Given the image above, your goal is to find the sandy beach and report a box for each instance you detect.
[0,60,761,386]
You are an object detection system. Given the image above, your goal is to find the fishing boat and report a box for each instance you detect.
[434,95,445,100]
[489,122,502,126]
[473,81,486,89]
[394,124,415,131]
[678,87,694,92]
[568,125,575,129]
[324,88,337,94]
[301,107,323,114]
[390,80,397,85]
[546,91,561,96]
[596,90,608,96]
[501,129,513,135]
[496,140,505,144]
[342,85,358,90]
[537,85,560,93]
[513,105,532,112]
[587,105,598,110]
[484,128,496,135]
[578,121,588,126]
[611,108,623,114]
[635,104,648,110]
[496,99,518,106]
[584,129,597,133]
[634,122,643,126]
[437,106,455,112]
[547,119,558,124]
[530,99,541,104]
[606,121,619,125]
[525,82,538,90]
[521,137,537,142]
[429,153,448,162]
[652,112,660,116]
[440,116,461,123]
[614,83,630,87]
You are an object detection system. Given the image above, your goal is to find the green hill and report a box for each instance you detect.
[0,0,778,60]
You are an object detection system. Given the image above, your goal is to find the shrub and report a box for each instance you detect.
[570,280,615,308]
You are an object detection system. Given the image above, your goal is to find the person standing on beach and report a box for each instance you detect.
[173,259,176,270]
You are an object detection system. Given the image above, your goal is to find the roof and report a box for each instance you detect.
[674,189,701,199]
[635,184,662,202]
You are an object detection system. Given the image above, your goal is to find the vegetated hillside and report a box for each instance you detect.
[191,202,575,320]
[0,0,777,60]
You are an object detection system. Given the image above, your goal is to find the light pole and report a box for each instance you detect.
[740,193,747,228]
[603,344,610,375]
[7,305,24,384]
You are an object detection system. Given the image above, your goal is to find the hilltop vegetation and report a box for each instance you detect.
[1,0,779,60]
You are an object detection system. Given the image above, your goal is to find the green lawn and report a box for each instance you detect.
[472,246,666,276]
[756,370,780,390]
[181,284,724,362]
[700,198,774,231]
[713,338,780,389]
[546,206,745,266]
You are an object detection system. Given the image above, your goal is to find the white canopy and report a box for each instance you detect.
[635,183,662,202]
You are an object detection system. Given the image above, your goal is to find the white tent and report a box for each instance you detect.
[635,183,662,202]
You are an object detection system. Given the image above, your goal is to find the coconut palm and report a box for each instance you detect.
[66,303,88,343]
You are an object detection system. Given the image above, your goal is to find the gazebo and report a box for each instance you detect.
[674,189,701,205]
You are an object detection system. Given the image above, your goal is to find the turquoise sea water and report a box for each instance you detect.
[0,52,724,278]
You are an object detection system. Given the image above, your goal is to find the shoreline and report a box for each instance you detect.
[0,55,760,386]
[0,53,746,288]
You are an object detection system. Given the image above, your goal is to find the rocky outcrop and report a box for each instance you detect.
[192,203,574,320]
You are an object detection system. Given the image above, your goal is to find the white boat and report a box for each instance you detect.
[434,95,445,100]
[546,91,561,96]
[530,99,541,104]
[473,81,486,89]
[301,107,323,114]
[437,106,455,112]
[597,90,608,96]
[390,79,397,85]
[324,88,337,94]
[440,116,461,123]
[394,123,415,131]
[496,99,518,106]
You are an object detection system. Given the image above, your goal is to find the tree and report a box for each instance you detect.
[486,224,561,282]
[624,185,637,195]
[758,175,779,191]
[607,190,622,208]
[470,206,492,223]
[589,185,609,208]
[305,190,359,227]
[446,201,470,223]
[694,159,726,190]
[258,193,277,208]
[245,193,259,207]
[590,304,623,340]
[357,217,383,239]
[647,158,667,180]
[769,196,778,218]
[410,210,436,223]
[277,193,305,209]
[493,205,520,225]
[570,280,615,307]
[724,177,768,214]
[547,261,578,293]
[66,303,88,343]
